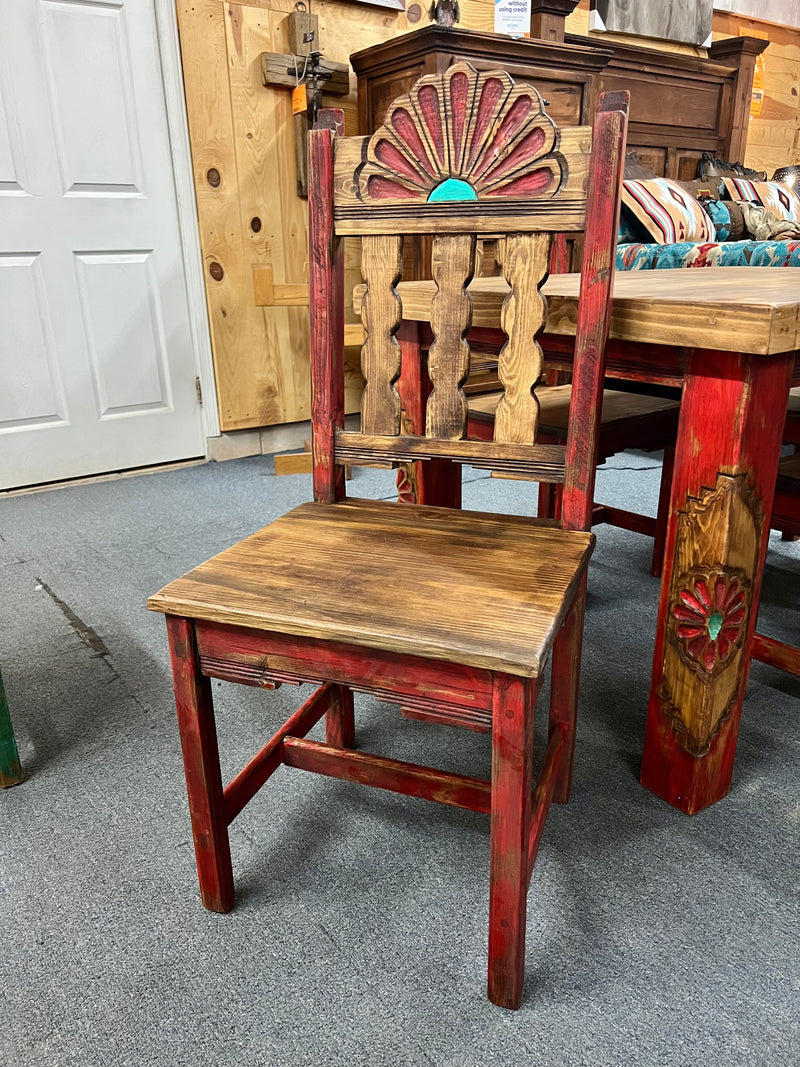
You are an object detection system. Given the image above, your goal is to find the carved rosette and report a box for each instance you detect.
[357,64,566,206]
[659,473,763,757]
[670,566,749,678]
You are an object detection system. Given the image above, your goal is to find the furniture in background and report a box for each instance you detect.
[0,670,23,788]
[149,67,629,1009]
[616,173,800,271]
[352,26,766,180]
[752,451,800,679]
[468,386,678,577]
[381,268,799,815]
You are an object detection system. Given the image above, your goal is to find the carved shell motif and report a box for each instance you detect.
[358,64,566,205]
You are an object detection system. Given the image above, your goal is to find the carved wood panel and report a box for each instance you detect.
[659,472,763,756]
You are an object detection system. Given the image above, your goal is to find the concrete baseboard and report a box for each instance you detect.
[207,416,359,462]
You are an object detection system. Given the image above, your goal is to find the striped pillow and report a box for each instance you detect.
[720,177,800,222]
[621,179,715,244]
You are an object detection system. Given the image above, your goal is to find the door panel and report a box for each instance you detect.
[0,0,204,489]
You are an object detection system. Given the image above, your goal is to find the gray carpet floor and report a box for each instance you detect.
[0,453,797,1067]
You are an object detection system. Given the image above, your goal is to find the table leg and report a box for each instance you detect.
[397,321,461,508]
[641,347,795,814]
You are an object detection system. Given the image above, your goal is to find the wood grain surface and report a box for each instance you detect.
[363,268,800,355]
[360,235,404,435]
[427,234,476,440]
[149,499,594,677]
[495,233,550,444]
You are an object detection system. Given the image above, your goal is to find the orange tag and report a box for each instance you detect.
[740,27,767,117]
[292,84,306,116]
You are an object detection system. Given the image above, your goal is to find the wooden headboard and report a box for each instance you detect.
[351,26,769,182]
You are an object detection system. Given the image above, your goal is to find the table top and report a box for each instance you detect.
[376,267,800,356]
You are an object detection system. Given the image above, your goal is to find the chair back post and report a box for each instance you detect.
[561,90,630,531]
[309,125,346,504]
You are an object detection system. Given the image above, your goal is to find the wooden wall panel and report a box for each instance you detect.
[178,0,501,431]
[179,0,799,433]
[713,12,800,174]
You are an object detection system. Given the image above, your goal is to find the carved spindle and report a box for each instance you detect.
[426,233,476,440]
[361,235,404,436]
[495,232,550,444]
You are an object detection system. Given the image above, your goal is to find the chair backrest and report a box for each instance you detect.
[308,64,629,531]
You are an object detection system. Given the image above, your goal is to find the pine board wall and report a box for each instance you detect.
[177,0,800,432]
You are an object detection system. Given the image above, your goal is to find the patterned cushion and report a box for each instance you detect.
[617,239,800,271]
[720,177,800,222]
[705,200,732,240]
[621,179,715,244]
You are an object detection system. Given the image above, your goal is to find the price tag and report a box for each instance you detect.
[292,84,307,115]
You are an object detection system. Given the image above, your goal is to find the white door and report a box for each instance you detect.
[0,0,205,490]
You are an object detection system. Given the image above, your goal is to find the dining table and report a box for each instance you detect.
[366,266,800,815]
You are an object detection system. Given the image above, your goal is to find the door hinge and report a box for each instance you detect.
[195,377,203,405]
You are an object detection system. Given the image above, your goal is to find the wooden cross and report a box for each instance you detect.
[261,3,349,198]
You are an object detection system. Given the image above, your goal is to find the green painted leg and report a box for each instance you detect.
[0,670,23,788]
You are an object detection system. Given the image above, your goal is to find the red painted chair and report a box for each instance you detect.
[148,66,629,1009]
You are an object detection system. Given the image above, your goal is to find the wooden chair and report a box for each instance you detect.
[0,669,23,788]
[148,66,629,1009]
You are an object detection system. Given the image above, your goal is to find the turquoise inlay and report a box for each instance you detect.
[427,178,477,203]
[707,611,724,641]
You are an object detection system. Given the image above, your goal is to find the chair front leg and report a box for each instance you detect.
[166,615,234,913]
[549,580,586,805]
[488,673,535,1010]
[325,684,355,748]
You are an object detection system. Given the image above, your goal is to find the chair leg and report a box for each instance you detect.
[549,582,586,805]
[166,615,234,914]
[488,673,535,1010]
[325,684,355,747]
[0,669,22,788]
[651,443,675,578]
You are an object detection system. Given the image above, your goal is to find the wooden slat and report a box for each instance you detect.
[282,737,492,814]
[223,683,335,825]
[360,234,404,435]
[426,234,476,440]
[495,233,550,444]
[335,431,566,480]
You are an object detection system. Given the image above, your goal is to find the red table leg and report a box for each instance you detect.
[641,347,796,814]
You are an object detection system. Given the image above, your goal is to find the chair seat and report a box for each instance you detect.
[148,498,594,678]
[468,385,679,438]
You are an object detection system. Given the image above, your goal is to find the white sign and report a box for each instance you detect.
[494,0,531,37]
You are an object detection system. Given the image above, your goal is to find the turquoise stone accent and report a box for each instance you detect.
[707,611,724,641]
[427,178,478,203]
